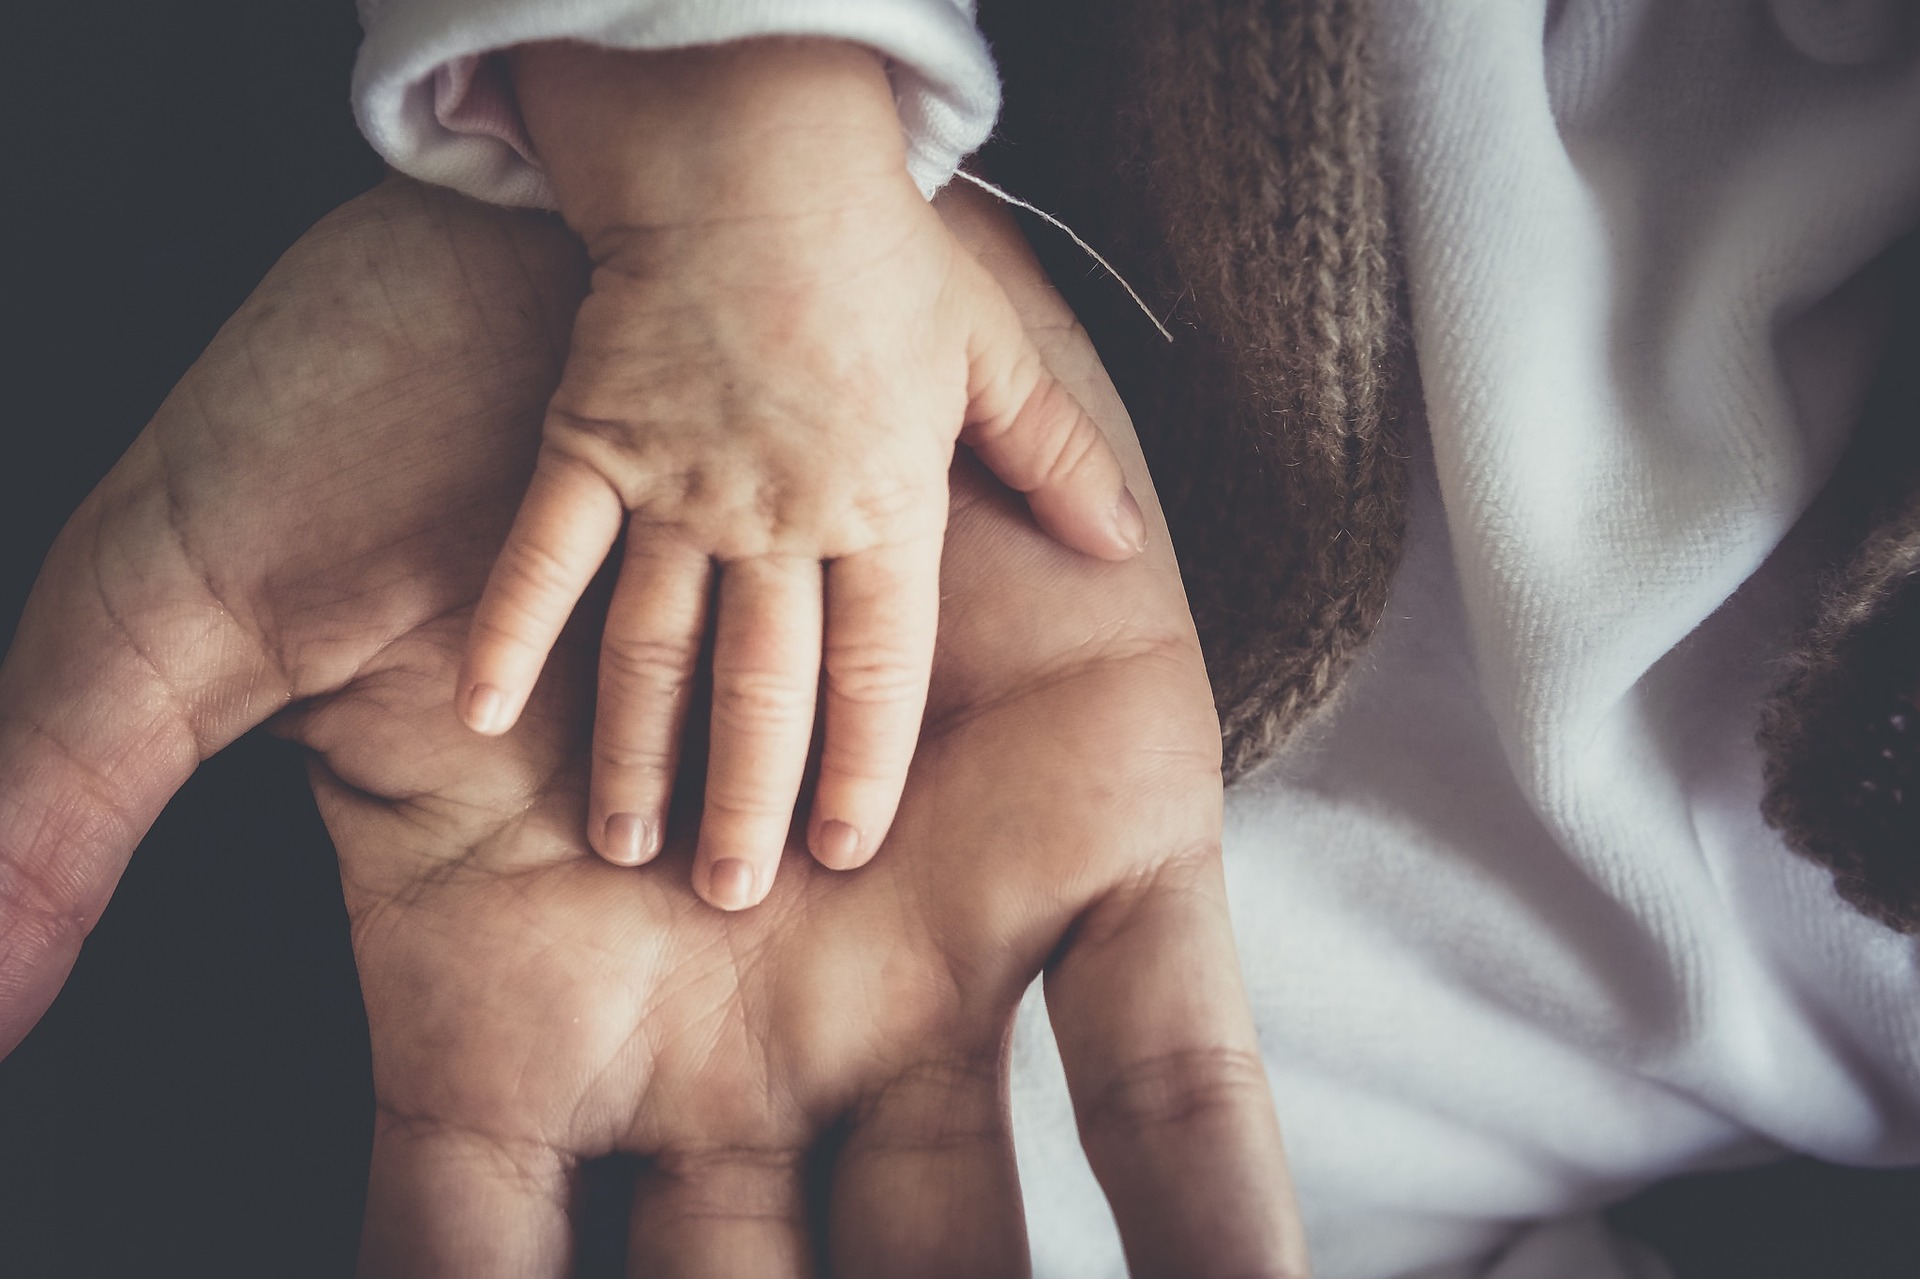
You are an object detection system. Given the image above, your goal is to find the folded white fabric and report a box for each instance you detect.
[351,0,997,205]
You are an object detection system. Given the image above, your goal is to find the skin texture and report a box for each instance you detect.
[469,40,1144,909]
[0,178,1307,1275]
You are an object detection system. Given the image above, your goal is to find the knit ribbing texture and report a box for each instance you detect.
[980,0,1414,782]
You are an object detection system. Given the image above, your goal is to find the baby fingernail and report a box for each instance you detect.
[1112,488,1147,553]
[604,813,653,865]
[466,683,509,734]
[707,859,758,910]
[815,820,862,868]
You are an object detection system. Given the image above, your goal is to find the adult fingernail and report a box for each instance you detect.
[465,683,508,734]
[1112,488,1147,554]
[707,859,758,910]
[604,813,653,865]
[814,820,862,868]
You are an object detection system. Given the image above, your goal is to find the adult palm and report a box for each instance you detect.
[0,178,1300,1276]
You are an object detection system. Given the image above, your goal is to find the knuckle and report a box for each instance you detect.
[1021,370,1083,440]
[1078,1047,1270,1139]
[822,646,927,709]
[466,611,552,661]
[849,1056,1002,1155]
[591,738,673,782]
[815,740,901,786]
[850,481,942,536]
[495,536,581,605]
[598,631,692,690]
[969,346,1047,444]
[702,787,796,824]
[532,439,629,508]
[543,403,633,443]
[0,845,95,968]
[1032,407,1104,490]
[711,670,814,734]
[974,360,1107,494]
[649,1143,808,1221]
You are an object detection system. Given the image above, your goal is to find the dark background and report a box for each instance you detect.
[1,4,1916,1275]
[2,4,381,1275]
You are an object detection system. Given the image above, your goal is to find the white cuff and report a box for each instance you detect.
[352,0,1000,207]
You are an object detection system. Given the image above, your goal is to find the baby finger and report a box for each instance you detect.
[960,277,1145,563]
[695,554,823,910]
[588,536,712,867]
[461,449,625,736]
[810,536,942,871]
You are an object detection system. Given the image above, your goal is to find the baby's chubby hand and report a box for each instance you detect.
[460,39,1143,909]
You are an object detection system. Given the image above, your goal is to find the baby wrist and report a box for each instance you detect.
[507,38,915,245]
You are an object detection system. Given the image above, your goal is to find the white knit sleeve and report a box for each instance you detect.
[351,0,999,207]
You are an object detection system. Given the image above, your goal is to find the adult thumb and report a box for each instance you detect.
[0,437,289,1055]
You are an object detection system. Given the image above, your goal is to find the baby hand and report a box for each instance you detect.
[458,39,1143,909]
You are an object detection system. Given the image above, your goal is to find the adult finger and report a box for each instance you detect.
[809,536,942,871]
[589,535,711,867]
[959,274,1144,564]
[828,1054,1030,1278]
[460,445,624,737]
[358,1113,572,1279]
[0,465,287,1054]
[695,555,822,910]
[626,1145,813,1278]
[1046,852,1308,1279]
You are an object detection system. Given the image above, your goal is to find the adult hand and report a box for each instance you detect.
[0,177,1303,1275]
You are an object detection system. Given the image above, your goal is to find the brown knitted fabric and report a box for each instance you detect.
[1759,238,1920,932]
[976,0,1414,781]
[1759,509,1920,931]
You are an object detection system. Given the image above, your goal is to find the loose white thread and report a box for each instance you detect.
[953,169,1175,344]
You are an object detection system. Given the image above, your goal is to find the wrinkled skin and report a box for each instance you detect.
[0,178,1304,1276]
[473,42,1145,911]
